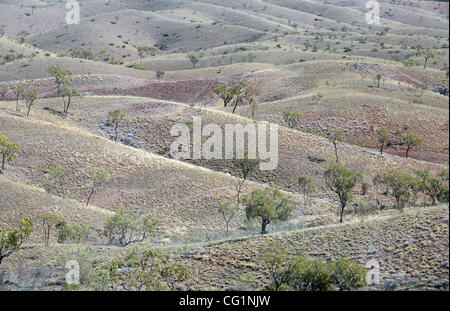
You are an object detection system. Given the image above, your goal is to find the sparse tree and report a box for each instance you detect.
[376,73,382,88]
[160,261,194,291]
[214,82,259,115]
[23,89,37,117]
[40,214,60,246]
[0,218,34,265]
[262,242,292,291]
[328,128,344,163]
[232,149,260,207]
[232,83,259,114]
[245,188,294,235]
[48,65,72,92]
[328,258,367,291]
[381,170,416,209]
[414,168,449,206]
[402,134,422,158]
[263,244,367,291]
[0,135,20,173]
[417,48,435,69]
[284,257,331,291]
[137,46,158,64]
[85,166,109,207]
[376,128,389,155]
[11,85,24,112]
[324,162,362,223]
[213,84,235,108]
[298,175,315,207]
[108,109,126,143]
[103,211,159,247]
[58,84,82,115]
[218,201,238,235]
[187,53,202,68]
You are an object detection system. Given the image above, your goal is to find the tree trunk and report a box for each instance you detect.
[334,142,339,163]
[339,203,346,223]
[27,105,31,117]
[406,146,410,158]
[232,101,238,114]
[261,219,270,235]
[114,123,119,143]
[65,97,71,115]
[377,79,380,88]
[16,98,19,112]
[380,143,384,155]
[1,153,5,171]
[423,58,428,70]
[431,196,436,206]
[86,187,95,207]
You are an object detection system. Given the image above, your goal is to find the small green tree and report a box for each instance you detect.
[232,149,260,207]
[231,83,259,114]
[417,47,435,69]
[88,247,194,291]
[376,128,389,155]
[187,53,202,68]
[137,46,158,64]
[57,84,81,115]
[40,214,60,246]
[402,134,422,158]
[23,89,37,117]
[55,218,71,244]
[48,65,72,90]
[298,175,315,207]
[103,211,159,246]
[324,162,362,223]
[0,135,20,173]
[328,128,344,163]
[381,170,416,209]
[376,73,382,88]
[245,188,294,235]
[108,109,126,143]
[414,168,449,206]
[85,166,109,207]
[214,84,235,108]
[263,244,367,291]
[11,85,24,112]
[160,261,194,291]
[262,242,292,291]
[329,258,367,291]
[0,218,34,265]
[282,110,303,129]
[218,201,238,235]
